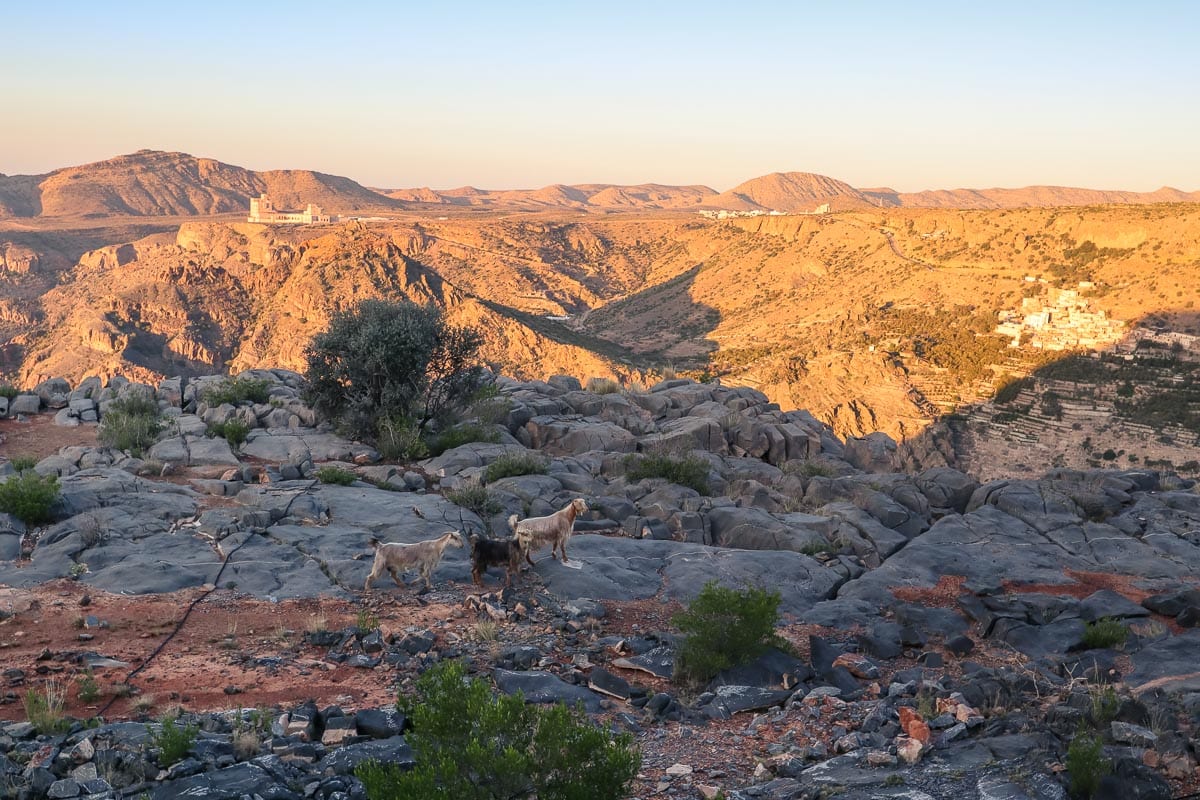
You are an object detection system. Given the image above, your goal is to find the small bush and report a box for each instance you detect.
[209,419,250,447]
[355,660,639,800]
[316,466,357,485]
[673,581,782,686]
[77,672,101,703]
[0,384,19,400]
[23,681,68,734]
[99,395,164,455]
[202,377,270,406]
[1088,683,1119,726]
[586,376,622,394]
[786,460,835,478]
[356,608,380,633]
[625,453,710,494]
[428,423,500,456]
[798,539,837,556]
[0,470,60,525]
[377,416,430,461]
[151,714,199,766]
[1066,731,1111,798]
[1081,617,1127,650]
[446,485,504,518]
[9,455,37,472]
[483,452,548,484]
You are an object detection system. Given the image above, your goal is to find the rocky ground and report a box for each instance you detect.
[1,370,1199,799]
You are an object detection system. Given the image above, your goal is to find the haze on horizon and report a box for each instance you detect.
[3,0,1198,194]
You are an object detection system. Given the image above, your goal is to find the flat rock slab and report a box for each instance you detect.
[493,668,603,712]
[533,535,842,618]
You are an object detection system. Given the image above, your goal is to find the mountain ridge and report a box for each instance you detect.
[3,151,1198,219]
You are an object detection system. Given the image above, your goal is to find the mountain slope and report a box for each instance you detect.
[0,151,403,219]
[710,172,881,212]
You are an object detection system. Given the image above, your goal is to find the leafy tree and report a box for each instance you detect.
[303,299,486,437]
[355,660,639,800]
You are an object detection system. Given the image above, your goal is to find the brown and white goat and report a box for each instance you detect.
[468,533,525,587]
[509,498,588,566]
[364,531,463,591]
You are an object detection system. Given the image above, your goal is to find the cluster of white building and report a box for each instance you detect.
[995,288,1125,351]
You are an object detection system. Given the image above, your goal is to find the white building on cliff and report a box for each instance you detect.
[247,194,337,224]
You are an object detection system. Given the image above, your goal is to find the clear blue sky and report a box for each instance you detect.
[3,1,1197,192]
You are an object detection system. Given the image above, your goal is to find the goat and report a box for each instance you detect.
[468,533,525,587]
[364,531,463,591]
[509,498,588,566]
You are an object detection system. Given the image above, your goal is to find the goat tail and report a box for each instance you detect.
[507,513,519,533]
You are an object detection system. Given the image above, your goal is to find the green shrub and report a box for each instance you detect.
[303,299,485,438]
[625,453,710,495]
[798,539,837,556]
[9,455,37,472]
[99,395,164,455]
[151,714,199,766]
[356,608,380,633]
[1066,731,1111,798]
[483,452,548,484]
[429,423,500,456]
[446,485,504,518]
[0,470,60,525]
[77,672,101,703]
[786,460,835,478]
[355,660,639,800]
[585,376,622,394]
[316,466,357,485]
[673,581,782,686]
[1081,617,1127,650]
[22,681,68,734]
[208,419,250,447]
[1088,683,1119,726]
[0,384,18,400]
[377,416,430,461]
[201,377,271,406]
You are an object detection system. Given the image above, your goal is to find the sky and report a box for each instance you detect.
[2,1,1198,192]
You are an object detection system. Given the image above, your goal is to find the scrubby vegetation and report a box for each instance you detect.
[1066,730,1111,798]
[208,419,250,447]
[355,660,639,800]
[585,376,622,394]
[672,581,783,686]
[316,466,357,486]
[22,681,68,735]
[0,384,18,400]
[376,416,431,461]
[202,377,271,406]
[625,452,710,494]
[0,469,60,525]
[483,452,548,484]
[98,394,164,455]
[304,299,485,438]
[1081,617,1127,650]
[429,423,500,456]
[446,485,504,518]
[151,714,199,766]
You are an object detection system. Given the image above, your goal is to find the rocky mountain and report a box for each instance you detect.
[1,370,1198,799]
[711,171,878,212]
[0,150,403,218]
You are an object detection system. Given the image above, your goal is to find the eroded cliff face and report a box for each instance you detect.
[7,203,1200,446]
[16,222,634,390]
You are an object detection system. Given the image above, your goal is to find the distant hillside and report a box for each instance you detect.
[0,150,404,219]
[711,172,878,212]
[863,184,1200,209]
[384,182,717,211]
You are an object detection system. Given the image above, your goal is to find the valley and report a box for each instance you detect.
[3,152,1200,479]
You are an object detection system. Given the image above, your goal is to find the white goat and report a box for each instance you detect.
[364,531,464,591]
[509,498,588,566]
